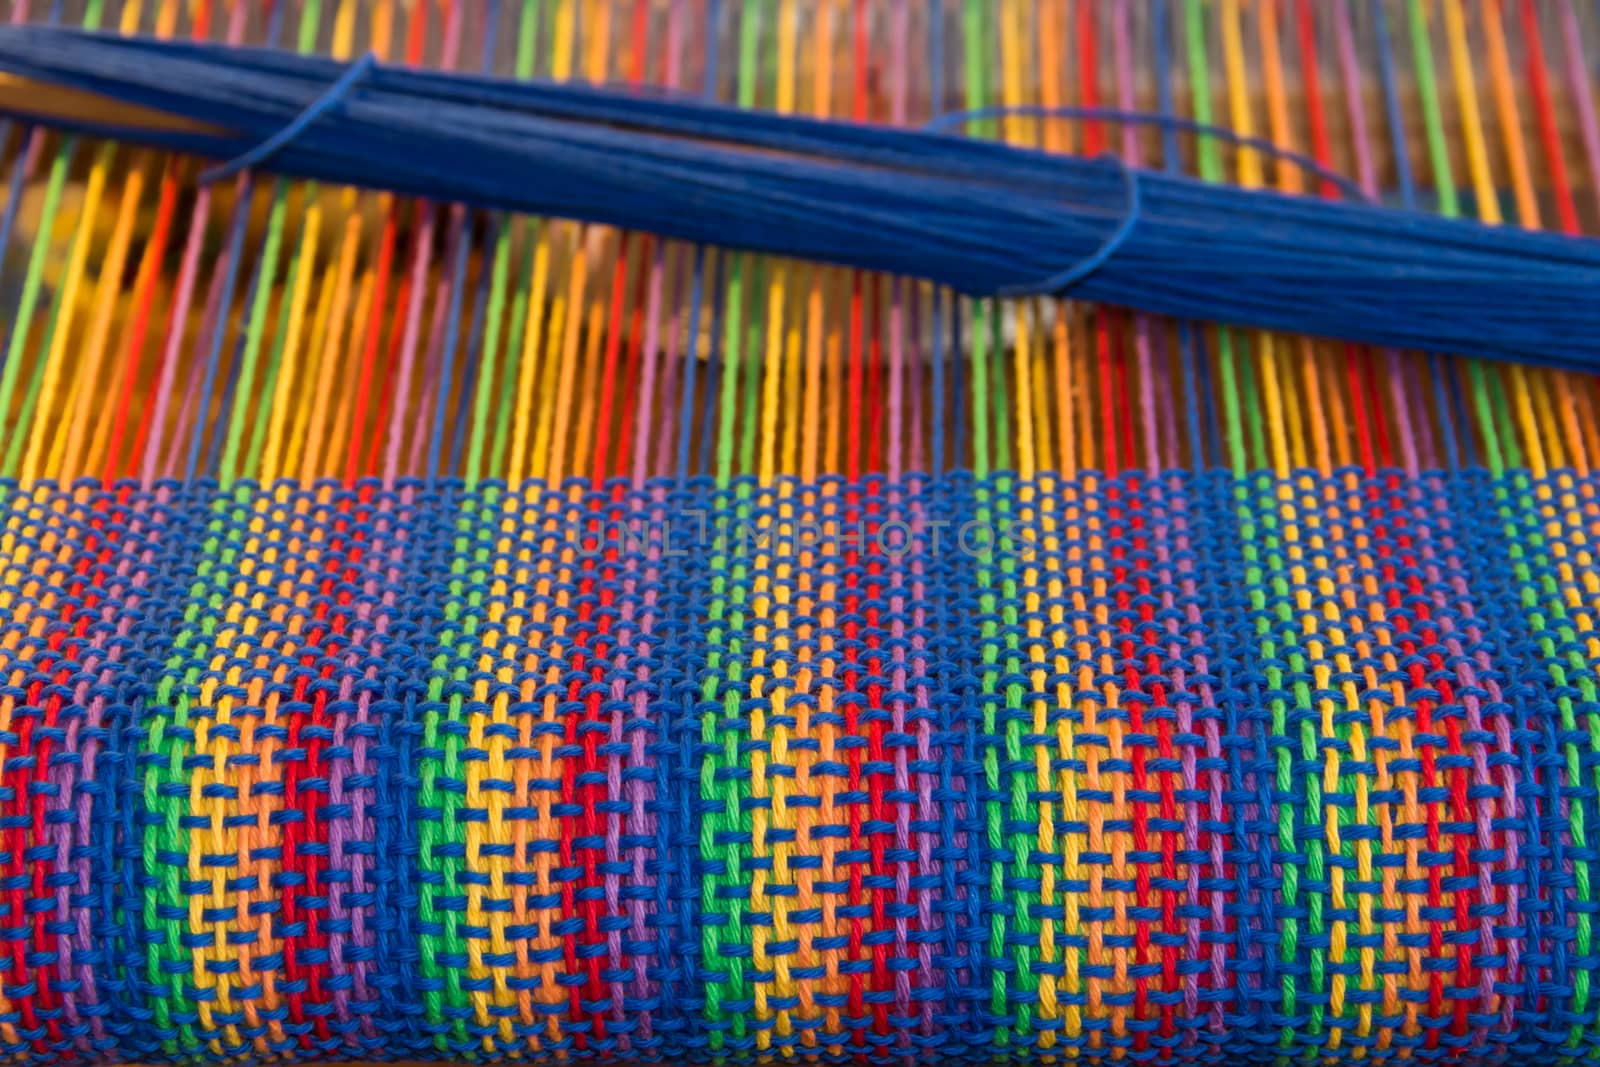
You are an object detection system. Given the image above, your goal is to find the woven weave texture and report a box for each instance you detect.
[0,469,1596,1062]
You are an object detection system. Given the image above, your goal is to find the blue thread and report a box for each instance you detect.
[1006,154,1139,296]
[696,253,729,480]
[926,103,1371,203]
[425,207,474,481]
[183,181,253,481]
[3,28,1600,368]
[196,51,376,186]
[446,212,499,474]
[926,101,1373,296]
[675,246,707,485]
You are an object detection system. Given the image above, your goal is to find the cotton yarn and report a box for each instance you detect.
[0,26,1597,367]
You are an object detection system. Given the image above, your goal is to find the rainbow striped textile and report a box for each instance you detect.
[5,0,1600,1063]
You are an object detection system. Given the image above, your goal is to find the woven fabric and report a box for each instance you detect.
[2,469,1597,1062]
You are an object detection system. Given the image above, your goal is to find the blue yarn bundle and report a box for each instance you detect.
[0,24,1597,368]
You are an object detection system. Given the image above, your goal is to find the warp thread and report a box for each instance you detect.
[0,25,1597,367]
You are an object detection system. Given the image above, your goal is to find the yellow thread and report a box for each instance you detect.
[19,153,109,485]
[261,198,323,483]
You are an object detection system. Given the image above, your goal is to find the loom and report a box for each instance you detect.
[0,0,1597,1063]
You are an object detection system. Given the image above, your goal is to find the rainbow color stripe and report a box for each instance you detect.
[3,0,1600,1062]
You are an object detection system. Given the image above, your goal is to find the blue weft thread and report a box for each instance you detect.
[197,51,377,185]
[927,105,1372,298]
[4,26,1600,368]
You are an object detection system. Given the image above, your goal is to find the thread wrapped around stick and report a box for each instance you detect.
[0,24,1597,369]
